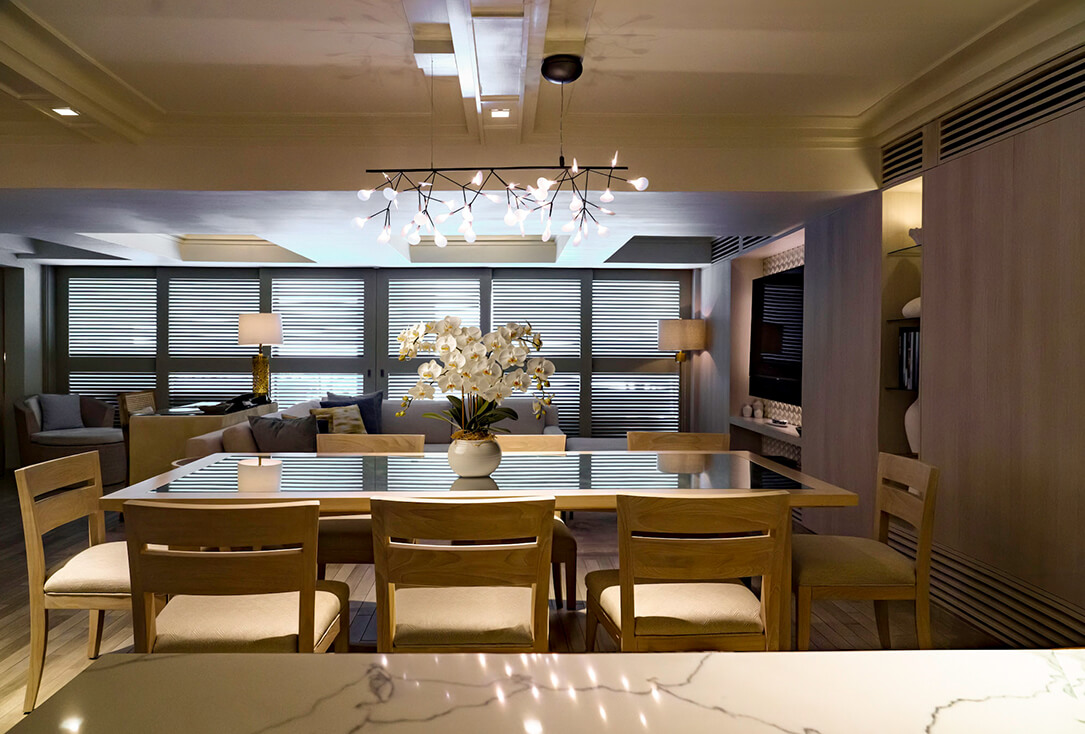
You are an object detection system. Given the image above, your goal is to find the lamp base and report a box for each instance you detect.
[251,352,270,395]
[674,350,688,363]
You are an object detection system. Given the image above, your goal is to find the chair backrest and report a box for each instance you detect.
[123,500,320,653]
[371,496,555,651]
[316,433,425,454]
[872,453,940,584]
[118,391,157,427]
[627,431,730,452]
[616,492,789,649]
[15,452,106,592]
[494,433,566,452]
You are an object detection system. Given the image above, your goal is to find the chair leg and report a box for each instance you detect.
[873,600,892,649]
[565,558,576,611]
[795,586,812,651]
[88,610,105,659]
[915,592,933,649]
[317,563,327,581]
[551,563,563,609]
[584,606,598,652]
[24,607,48,713]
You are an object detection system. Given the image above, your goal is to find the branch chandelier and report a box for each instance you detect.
[352,54,649,248]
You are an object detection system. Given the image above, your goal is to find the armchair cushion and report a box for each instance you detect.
[39,394,84,431]
[32,427,124,446]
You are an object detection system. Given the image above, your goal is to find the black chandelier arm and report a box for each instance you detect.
[366,165,628,174]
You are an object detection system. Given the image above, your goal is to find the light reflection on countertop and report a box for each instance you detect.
[10,649,1085,733]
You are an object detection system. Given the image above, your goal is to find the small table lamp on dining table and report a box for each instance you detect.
[238,312,283,396]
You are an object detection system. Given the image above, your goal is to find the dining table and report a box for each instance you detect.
[102,449,858,649]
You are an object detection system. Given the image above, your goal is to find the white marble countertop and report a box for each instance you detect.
[12,649,1084,733]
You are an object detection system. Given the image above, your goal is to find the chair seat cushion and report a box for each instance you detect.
[792,534,915,587]
[32,427,125,446]
[318,515,374,565]
[43,541,130,596]
[393,586,534,648]
[152,590,341,653]
[552,518,576,561]
[585,569,763,636]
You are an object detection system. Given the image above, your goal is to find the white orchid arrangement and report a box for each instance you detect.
[396,316,556,440]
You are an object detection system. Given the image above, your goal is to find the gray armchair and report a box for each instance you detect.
[14,395,127,486]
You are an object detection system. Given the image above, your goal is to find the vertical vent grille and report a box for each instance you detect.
[940,48,1085,162]
[880,129,924,185]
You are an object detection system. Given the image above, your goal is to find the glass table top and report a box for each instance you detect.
[157,452,809,495]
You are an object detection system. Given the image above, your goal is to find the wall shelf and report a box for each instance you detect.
[729,416,802,447]
[887,316,920,323]
[888,244,923,257]
[886,386,918,392]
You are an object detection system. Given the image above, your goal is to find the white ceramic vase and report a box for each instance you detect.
[447,438,502,478]
[904,397,920,454]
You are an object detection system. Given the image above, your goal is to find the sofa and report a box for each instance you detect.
[14,395,127,486]
[185,397,565,457]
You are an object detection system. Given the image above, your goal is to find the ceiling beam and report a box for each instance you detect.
[445,0,483,143]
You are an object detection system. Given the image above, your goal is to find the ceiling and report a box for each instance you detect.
[0,0,1075,266]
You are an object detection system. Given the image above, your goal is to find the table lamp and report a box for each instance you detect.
[658,319,706,362]
[238,313,282,396]
[237,457,282,492]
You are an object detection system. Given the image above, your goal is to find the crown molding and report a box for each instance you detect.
[862,0,1085,145]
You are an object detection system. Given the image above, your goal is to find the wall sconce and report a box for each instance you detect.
[658,319,706,362]
[238,313,283,395]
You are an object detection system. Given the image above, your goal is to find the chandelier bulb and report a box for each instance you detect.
[485,193,502,204]
[516,208,530,222]
[597,224,609,237]
[435,212,450,224]
[377,226,391,244]
[542,221,552,242]
[561,220,576,233]
[600,188,614,203]
[464,226,477,244]
[571,158,579,174]
[600,207,615,216]
[457,219,469,234]
[413,211,427,226]
[357,189,374,201]
[569,196,583,212]
[382,187,398,201]
[572,231,582,245]
[629,177,650,191]
[611,151,619,167]
[444,200,457,211]
[463,206,474,223]
[406,229,421,246]
[434,230,448,248]
[351,216,368,230]
[471,170,484,186]
[503,206,518,227]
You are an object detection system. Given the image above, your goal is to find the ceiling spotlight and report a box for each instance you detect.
[52,107,79,116]
[541,54,583,85]
[490,108,511,118]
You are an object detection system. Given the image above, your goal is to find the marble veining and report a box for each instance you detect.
[11,649,1085,733]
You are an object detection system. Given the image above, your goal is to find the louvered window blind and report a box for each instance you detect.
[168,278,259,357]
[68,372,157,425]
[590,373,680,437]
[491,279,581,357]
[271,278,365,357]
[68,278,157,356]
[271,373,365,408]
[591,280,680,356]
[386,278,480,356]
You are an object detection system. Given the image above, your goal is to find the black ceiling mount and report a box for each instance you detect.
[541,54,583,84]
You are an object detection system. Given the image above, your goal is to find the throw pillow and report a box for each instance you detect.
[309,404,367,434]
[39,394,84,431]
[248,415,317,452]
[324,390,383,434]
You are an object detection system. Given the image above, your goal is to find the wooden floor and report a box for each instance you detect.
[0,492,1001,733]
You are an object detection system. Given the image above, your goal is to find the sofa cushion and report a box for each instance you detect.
[309,404,366,434]
[491,398,546,435]
[248,415,317,453]
[282,399,322,419]
[39,394,84,431]
[32,427,125,446]
[324,391,383,434]
[382,400,453,444]
[222,423,259,453]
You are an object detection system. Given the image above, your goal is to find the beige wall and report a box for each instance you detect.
[922,107,1085,608]
[691,261,730,435]
[799,192,883,536]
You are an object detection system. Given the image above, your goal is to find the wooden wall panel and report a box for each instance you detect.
[801,192,882,536]
[922,107,1085,607]
[691,261,731,435]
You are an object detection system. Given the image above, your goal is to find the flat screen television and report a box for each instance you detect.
[749,265,804,406]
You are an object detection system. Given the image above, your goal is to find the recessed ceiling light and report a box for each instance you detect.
[490,108,511,118]
[52,107,79,116]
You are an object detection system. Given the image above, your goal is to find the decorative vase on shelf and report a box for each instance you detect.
[904,397,920,454]
[902,297,921,318]
[447,438,503,478]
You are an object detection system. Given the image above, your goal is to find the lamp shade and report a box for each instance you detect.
[237,458,282,492]
[238,313,283,346]
[658,319,706,351]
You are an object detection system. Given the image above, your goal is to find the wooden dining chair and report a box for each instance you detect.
[316,433,425,454]
[492,433,577,609]
[792,453,940,650]
[117,390,156,428]
[16,452,143,712]
[585,491,790,652]
[626,431,730,451]
[371,496,555,653]
[124,500,349,654]
[312,433,423,580]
